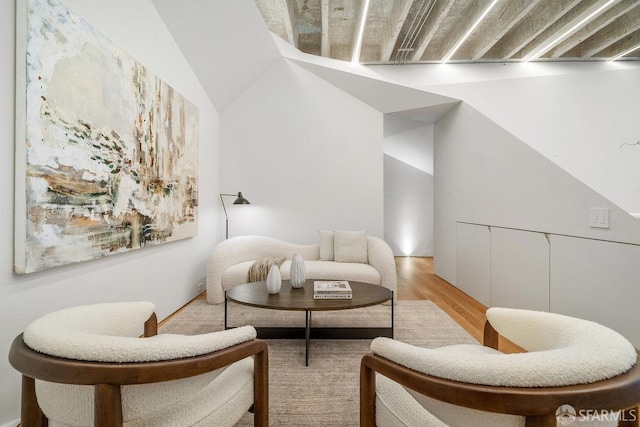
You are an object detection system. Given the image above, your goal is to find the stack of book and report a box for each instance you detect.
[313,280,352,299]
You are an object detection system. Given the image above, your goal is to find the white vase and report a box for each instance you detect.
[290,253,306,288]
[266,264,282,294]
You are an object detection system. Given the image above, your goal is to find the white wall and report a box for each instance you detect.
[550,235,640,345]
[0,0,219,423]
[383,115,434,256]
[434,102,640,284]
[436,67,640,214]
[433,102,640,346]
[373,63,640,214]
[384,117,434,175]
[220,59,384,244]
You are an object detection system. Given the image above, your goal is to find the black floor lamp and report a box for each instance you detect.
[220,192,250,239]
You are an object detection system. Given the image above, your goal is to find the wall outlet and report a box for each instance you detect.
[196,282,205,294]
[589,208,610,229]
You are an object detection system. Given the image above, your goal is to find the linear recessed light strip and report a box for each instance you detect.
[352,0,372,63]
[609,44,640,61]
[441,0,500,64]
[525,0,617,62]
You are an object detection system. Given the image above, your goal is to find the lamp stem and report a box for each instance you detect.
[220,194,230,240]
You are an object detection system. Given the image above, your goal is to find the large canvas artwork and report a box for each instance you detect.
[14,0,199,274]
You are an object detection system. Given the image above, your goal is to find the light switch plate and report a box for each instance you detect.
[589,208,610,229]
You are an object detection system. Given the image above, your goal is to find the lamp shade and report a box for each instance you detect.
[220,192,250,240]
[233,192,250,205]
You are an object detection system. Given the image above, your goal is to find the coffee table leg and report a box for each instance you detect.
[305,309,310,366]
[224,292,228,330]
[391,291,395,338]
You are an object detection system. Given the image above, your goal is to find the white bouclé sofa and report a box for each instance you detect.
[206,234,397,304]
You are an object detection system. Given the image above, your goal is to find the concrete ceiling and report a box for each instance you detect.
[255,0,640,64]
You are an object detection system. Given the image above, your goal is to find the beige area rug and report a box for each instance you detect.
[160,300,478,426]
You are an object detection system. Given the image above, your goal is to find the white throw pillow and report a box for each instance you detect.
[334,230,368,263]
[319,230,334,261]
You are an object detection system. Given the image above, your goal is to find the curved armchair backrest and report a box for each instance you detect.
[10,302,269,427]
[372,307,637,387]
[23,301,257,363]
[362,308,640,427]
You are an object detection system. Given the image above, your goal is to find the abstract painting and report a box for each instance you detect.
[14,0,199,274]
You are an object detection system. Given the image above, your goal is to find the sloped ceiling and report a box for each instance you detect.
[151,0,282,112]
[292,58,459,121]
[152,0,460,120]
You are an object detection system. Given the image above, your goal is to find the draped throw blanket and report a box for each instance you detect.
[248,257,286,283]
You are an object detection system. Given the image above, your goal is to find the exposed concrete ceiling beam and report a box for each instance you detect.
[522,0,621,61]
[321,0,330,56]
[393,0,438,64]
[592,26,640,59]
[469,0,543,61]
[255,0,640,64]
[549,0,638,58]
[411,0,456,62]
[254,0,295,44]
[359,0,394,62]
[565,2,640,57]
[327,0,359,61]
[484,0,582,60]
[351,0,366,62]
[380,0,413,62]
[293,0,322,56]
[282,0,295,44]
[287,0,299,47]
[433,0,494,62]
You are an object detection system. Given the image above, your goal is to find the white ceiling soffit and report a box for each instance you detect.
[289,57,460,121]
[392,103,461,122]
[152,0,282,112]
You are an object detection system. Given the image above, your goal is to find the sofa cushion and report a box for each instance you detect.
[319,230,334,261]
[334,230,368,263]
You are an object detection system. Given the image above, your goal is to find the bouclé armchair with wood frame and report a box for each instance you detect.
[9,301,269,426]
[361,307,640,427]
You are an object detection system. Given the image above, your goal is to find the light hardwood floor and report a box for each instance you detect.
[395,256,521,353]
[395,256,488,342]
[185,256,520,353]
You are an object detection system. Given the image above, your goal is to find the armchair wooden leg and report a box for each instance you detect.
[94,384,123,427]
[21,375,47,427]
[360,356,376,427]
[253,346,269,426]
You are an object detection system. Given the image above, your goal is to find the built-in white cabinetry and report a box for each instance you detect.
[454,222,640,346]
[456,223,490,306]
[490,227,549,311]
[550,235,640,346]
[455,223,550,310]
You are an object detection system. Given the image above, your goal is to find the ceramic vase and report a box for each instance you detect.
[290,253,306,288]
[266,264,282,294]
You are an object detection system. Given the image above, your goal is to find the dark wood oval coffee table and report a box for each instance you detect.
[225,280,393,365]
